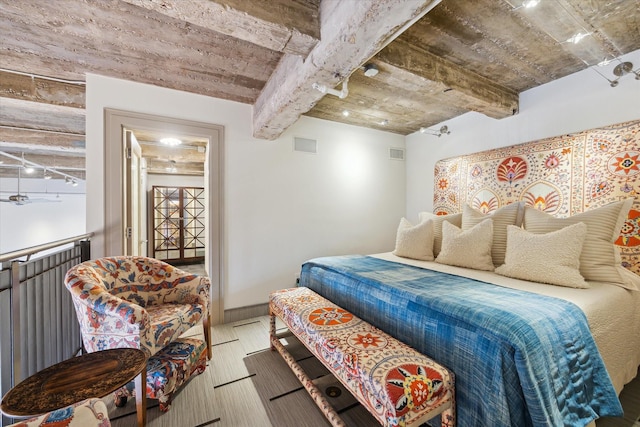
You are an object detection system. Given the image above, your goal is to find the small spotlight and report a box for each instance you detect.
[44,169,52,179]
[342,110,350,117]
[380,119,389,126]
[566,32,588,44]
[65,177,72,185]
[363,63,379,77]
[72,179,78,187]
[23,165,34,174]
[522,0,539,8]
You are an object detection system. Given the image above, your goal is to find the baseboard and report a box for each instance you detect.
[224,302,269,323]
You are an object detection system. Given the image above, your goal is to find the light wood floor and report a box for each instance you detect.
[104,314,640,427]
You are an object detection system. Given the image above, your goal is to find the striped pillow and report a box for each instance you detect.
[462,202,523,267]
[523,198,638,290]
[418,212,462,257]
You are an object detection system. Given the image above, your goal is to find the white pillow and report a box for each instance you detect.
[418,212,462,257]
[435,219,494,271]
[523,198,639,290]
[495,223,588,288]
[392,218,435,261]
[462,202,523,267]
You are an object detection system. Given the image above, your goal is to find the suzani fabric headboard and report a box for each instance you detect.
[433,119,640,275]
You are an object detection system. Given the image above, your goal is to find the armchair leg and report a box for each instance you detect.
[203,314,212,360]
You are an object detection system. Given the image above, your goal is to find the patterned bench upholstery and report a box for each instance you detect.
[115,337,207,412]
[269,287,455,427]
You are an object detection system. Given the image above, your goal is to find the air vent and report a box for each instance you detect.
[389,147,405,161]
[293,137,317,154]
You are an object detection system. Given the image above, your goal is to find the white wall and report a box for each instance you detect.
[0,178,86,254]
[86,74,405,309]
[406,49,640,221]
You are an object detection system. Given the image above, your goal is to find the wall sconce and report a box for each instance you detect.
[420,125,451,137]
[593,60,640,87]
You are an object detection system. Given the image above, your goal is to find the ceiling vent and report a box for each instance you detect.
[293,137,317,154]
[389,147,405,161]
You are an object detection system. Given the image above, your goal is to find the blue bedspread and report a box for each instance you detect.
[300,255,622,427]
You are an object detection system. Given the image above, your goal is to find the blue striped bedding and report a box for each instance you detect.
[300,255,622,427]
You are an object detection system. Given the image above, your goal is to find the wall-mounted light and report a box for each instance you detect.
[420,125,451,137]
[165,160,177,173]
[591,59,640,87]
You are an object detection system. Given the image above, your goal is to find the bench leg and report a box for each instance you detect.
[441,393,456,427]
[270,331,347,427]
[269,312,276,351]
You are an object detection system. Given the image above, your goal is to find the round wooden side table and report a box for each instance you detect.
[1,348,148,426]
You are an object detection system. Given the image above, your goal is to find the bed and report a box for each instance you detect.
[299,121,640,427]
[300,252,640,426]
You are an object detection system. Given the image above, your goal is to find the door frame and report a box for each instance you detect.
[104,109,225,324]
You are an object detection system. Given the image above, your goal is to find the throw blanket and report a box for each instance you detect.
[300,255,622,427]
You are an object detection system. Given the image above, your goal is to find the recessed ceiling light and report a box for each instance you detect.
[342,110,350,117]
[566,32,588,44]
[160,137,182,146]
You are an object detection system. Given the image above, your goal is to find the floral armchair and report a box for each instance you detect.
[64,256,211,360]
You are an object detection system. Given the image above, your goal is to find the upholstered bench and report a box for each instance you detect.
[115,337,207,412]
[269,287,455,427]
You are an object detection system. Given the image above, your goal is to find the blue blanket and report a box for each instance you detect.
[300,255,622,427]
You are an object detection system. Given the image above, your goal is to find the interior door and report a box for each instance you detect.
[152,186,205,264]
[124,130,143,255]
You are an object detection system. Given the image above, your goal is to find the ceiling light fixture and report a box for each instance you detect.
[419,125,451,137]
[342,110,350,117]
[160,137,182,146]
[380,119,389,126]
[522,0,539,8]
[20,152,35,174]
[44,169,52,180]
[71,179,78,187]
[363,63,379,77]
[566,32,588,44]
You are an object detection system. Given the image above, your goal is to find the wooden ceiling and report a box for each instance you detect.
[1,0,639,179]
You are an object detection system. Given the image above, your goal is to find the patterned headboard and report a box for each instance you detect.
[433,119,640,275]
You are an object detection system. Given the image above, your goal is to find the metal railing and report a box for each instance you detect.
[0,233,92,426]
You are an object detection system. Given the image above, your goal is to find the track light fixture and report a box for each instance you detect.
[420,125,451,137]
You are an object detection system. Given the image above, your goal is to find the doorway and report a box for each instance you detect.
[104,109,224,324]
[152,185,205,264]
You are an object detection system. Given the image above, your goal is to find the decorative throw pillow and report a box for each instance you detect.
[495,223,588,288]
[435,219,494,271]
[418,212,463,257]
[523,198,639,291]
[462,202,523,267]
[392,218,435,261]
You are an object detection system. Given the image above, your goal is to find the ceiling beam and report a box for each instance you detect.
[121,0,320,57]
[0,98,85,135]
[252,0,442,140]
[376,38,520,119]
[0,70,85,108]
[0,128,85,155]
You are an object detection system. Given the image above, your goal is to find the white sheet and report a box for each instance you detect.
[371,252,640,394]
